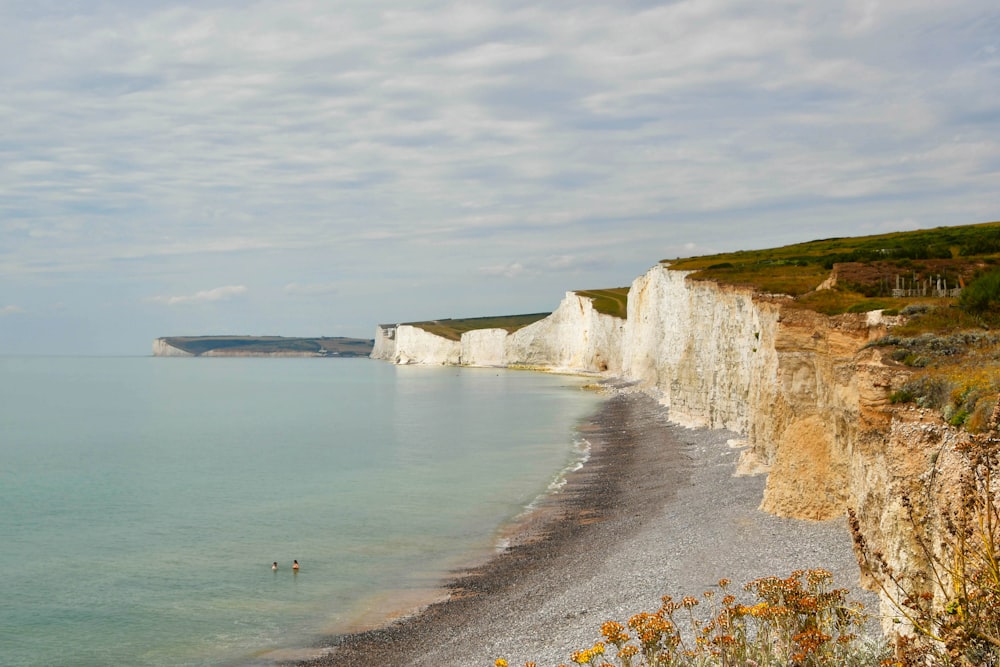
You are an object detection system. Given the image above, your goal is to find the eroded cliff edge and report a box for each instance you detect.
[374,263,966,631]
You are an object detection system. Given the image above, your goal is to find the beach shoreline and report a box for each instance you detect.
[284,388,878,667]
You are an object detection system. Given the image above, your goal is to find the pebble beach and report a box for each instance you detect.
[290,389,879,667]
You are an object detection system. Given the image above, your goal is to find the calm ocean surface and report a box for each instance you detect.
[0,356,603,667]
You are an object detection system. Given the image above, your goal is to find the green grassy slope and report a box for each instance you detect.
[406,313,551,341]
[665,221,1000,315]
[575,288,629,319]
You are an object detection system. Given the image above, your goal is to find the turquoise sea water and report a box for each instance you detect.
[0,357,603,667]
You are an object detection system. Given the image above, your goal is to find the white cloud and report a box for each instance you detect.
[147,285,247,306]
[544,255,577,271]
[481,262,529,279]
[284,282,339,296]
[479,255,591,279]
[1,0,998,353]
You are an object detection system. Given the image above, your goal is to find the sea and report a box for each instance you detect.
[0,356,604,667]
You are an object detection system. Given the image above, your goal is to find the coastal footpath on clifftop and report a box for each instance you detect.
[372,222,1000,638]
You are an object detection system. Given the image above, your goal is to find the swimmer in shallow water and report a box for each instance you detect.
[272,562,278,571]
[292,560,299,572]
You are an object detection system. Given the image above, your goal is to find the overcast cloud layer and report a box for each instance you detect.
[2,1,998,354]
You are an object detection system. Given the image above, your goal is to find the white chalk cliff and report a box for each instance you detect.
[152,338,194,357]
[373,291,624,372]
[374,262,966,632]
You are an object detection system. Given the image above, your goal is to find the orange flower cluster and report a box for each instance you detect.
[511,570,874,667]
[627,611,676,649]
[600,621,629,645]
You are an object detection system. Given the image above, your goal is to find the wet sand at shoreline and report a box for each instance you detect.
[287,389,877,667]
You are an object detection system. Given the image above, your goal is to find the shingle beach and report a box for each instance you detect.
[289,389,878,667]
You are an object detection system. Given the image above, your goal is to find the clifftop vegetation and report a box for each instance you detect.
[404,313,551,341]
[668,221,1000,434]
[574,287,630,319]
[666,220,1000,317]
[161,336,374,356]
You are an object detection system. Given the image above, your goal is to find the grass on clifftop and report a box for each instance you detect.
[665,220,1000,310]
[162,336,373,356]
[575,288,629,319]
[664,221,1000,433]
[407,313,551,341]
[408,289,627,341]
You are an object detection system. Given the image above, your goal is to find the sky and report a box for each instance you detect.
[2,1,999,355]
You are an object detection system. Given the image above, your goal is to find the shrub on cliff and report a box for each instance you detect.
[959,267,1000,316]
[874,329,1000,433]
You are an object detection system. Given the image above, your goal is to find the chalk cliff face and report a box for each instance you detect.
[621,265,782,433]
[385,325,462,365]
[373,292,625,372]
[152,338,194,357]
[619,266,917,519]
[505,292,625,372]
[374,261,960,630]
[461,328,508,367]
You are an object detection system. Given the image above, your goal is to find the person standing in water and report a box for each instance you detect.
[272,562,278,571]
[292,560,299,572]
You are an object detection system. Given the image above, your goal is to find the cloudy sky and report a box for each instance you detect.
[2,1,998,355]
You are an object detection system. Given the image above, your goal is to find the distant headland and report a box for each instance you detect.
[152,336,374,358]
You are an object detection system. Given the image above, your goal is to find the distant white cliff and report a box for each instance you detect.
[372,291,625,372]
[152,338,194,357]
